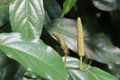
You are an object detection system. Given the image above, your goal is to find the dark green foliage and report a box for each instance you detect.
[0,0,119,80]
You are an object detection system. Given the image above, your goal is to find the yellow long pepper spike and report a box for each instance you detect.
[77,17,84,71]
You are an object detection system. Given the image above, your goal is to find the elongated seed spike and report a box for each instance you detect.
[52,32,69,67]
[52,32,69,55]
[77,17,84,57]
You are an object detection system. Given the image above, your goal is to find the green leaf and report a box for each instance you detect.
[44,0,62,18]
[61,0,77,17]
[92,0,120,11]
[0,33,68,80]
[64,57,118,80]
[9,0,45,40]
[0,0,9,27]
[85,34,120,64]
[24,71,39,79]
[0,33,23,43]
[0,49,25,80]
[0,50,10,69]
[0,60,23,80]
[12,65,25,80]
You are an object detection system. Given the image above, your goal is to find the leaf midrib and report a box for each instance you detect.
[25,0,29,38]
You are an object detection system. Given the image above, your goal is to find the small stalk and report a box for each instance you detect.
[88,70,100,80]
[77,17,84,71]
[80,56,83,70]
[52,32,69,67]
[64,54,67,67]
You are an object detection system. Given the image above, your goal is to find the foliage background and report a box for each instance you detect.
[0,0,120,80]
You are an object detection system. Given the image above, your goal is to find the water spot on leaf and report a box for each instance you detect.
[32,38,39,43]
[27,67,32,71]
[108,64,114,69]
[116,62,120,65]
[7,54,12,58]
[47,75,52,80]
[46,46,52,52]
[96,13,101,18]
[32,74,36,78]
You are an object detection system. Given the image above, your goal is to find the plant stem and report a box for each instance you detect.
[79,56,83,71]
[64,54,67,67]
[88,70,100,80]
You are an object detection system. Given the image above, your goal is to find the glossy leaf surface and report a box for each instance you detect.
[0,0,9,27]
[64,57,118,80]
[9,0,45,40]
[92,0,120,11]
[0,33,68,80]
[61,0,77,17]
[85,34,120,64]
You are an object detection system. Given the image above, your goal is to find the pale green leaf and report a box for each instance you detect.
[0,33,68,80]
[9,0,45,40]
